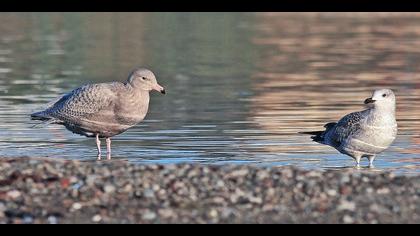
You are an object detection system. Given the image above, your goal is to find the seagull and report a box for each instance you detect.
[31,68,166,160]
[301,89,397,167]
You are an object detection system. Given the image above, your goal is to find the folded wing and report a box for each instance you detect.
[31,83,116,125]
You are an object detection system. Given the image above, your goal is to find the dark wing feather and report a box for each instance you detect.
[327,111,366,147]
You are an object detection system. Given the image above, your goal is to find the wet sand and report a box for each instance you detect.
[0,157,419,224]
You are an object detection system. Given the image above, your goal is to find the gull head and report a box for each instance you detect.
[127,68,166,94]
[364,89,396,110]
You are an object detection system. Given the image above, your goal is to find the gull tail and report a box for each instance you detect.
[31,111,50,121]
[30,111,60,128]
[299,122,337,143]
[299,131,325,142]
[300,131,324,135]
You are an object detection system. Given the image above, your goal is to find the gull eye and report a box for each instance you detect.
[141,77,147,80]
[382,94,387,97]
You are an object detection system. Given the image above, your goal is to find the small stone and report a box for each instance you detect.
[123,184,133,192]
[72,202,82,210]
[47,216,58,224]
[282,168,294,178]
[7,190,21,199]
[69,176,78,183]
[249,196,263,204]
[221,208,235,218]
[338,200,356,211]
[143,189,155,198]
[23,215,34,224]
[158,209,174,218]
[311,171,324,178]
[377,188,390,194]
[209,209,218,218]
[362,177,370,182]
[257,170,269,179]
[340,176,350,183]
[0,207,4,218]
[212,197,226,204]
[104,185,116,193]
[72,183,83,190]
[142,211,157,220]
[326,189,337,196]
[152,184,160,191]
[343,215,354,223]
[86,175,97,186]
[216,180,225,188]
[92,214,102,222]
[227,169,248,178]
[370,204,380,212]
[60,178,70,188]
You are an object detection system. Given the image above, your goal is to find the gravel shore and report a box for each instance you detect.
[0,158,419,224]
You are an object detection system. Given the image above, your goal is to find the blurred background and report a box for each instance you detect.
[0,12,419,174]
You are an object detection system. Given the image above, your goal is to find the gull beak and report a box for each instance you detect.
[364,98,375,104]
[153,84,166,94]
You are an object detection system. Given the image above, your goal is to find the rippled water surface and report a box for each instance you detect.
[0,13,419,175]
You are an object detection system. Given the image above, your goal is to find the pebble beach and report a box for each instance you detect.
[0,158,419,224]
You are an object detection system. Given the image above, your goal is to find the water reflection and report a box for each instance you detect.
[0,13,419,175]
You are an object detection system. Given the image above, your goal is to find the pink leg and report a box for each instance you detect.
[96,134,102,160]
[106,138,111,160]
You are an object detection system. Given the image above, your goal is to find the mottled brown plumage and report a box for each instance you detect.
[31,68,166,159]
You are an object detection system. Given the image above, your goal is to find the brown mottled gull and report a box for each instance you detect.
[31,68,166,159]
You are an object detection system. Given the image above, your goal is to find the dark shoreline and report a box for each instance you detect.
[0,157,419,224]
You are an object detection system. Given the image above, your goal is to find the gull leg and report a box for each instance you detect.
[368,155,376,168]
[354,155,362,168]
[106,138,111,160]
[96,134,102,160]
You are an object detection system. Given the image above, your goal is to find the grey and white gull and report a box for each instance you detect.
[31,68,166,159]
[302,89,397,167]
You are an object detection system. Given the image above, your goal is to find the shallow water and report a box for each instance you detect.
[0,13,419,175]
